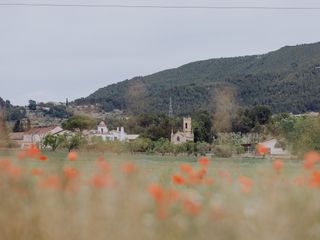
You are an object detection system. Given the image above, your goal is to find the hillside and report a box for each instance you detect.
[75,42,320,114]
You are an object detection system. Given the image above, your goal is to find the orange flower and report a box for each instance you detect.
[273,159,284,173]
[304,151,320,169]
[31,168,44,176]
[148,184,165,204]
[238,176,253,193]
[179,163,193,174]
[38,154,48,161]
[63,166,80,179]
[97,160,111,173]
[90,174,113,188]
[8,164,23,179]
[121,161,137,174]
[67,151,78,161]
[26,144,41,158]
[183,198,201,215]
[218,169,232,183]
[256,144,269,155]
[205,177,215,185]
[0,159,11,171]
[198,156,210,166]
[309,170,320,187]
[39,175,61,189]
[172,174,185,185]
[17,151,27,160]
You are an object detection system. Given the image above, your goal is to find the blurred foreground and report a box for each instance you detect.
[1,148,320,240]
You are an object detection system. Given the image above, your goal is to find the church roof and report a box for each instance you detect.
[98,121,107,127]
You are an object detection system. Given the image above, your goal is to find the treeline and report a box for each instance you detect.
[76,42,320,114]
[268,113,320,155]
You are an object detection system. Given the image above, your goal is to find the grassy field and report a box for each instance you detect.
[0,149,319,240]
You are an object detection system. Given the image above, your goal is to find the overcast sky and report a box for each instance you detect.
[1,0,320,105]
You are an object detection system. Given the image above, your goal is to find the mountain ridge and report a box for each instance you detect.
[75,42,320,114]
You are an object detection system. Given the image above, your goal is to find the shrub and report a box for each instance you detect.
[214,145,232,158]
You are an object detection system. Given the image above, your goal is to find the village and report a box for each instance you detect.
[5,101,289,157]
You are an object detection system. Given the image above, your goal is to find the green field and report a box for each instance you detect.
[0,149,318,240]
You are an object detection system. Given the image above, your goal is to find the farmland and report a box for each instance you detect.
[0,149,319,240]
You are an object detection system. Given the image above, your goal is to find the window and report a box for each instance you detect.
[185,123,188,129]
[177,136,180,142]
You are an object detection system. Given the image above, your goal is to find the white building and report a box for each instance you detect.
[90,121,139,142]
[259,138,289,155]
[171,117,194,145]
[21,126,66,148]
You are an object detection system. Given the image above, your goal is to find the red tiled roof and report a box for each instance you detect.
[25,126,58,135]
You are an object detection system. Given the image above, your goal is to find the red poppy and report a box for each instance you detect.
[238,176,253,193]
[63,166,80,179]
[309,170,320,187]
[31,168,44,176]
[97,160,111,173]
[8,164,23,179]
[183,198,201,215]
[198,156,210,166]
[67,151,78,161]
[121,162,137,174]
[90,174,113,188]
[38,155,48,161]
[304,151,320,169]
[172,174,185,184]
[26,145,41,158]
[273,159,284,173]
[39,175,61,189]
[148,184,165,203]
[179,163,193,174]
[256,144,269,155]
[17,151,27,160]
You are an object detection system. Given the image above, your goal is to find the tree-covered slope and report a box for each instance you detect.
[76,42,320,114]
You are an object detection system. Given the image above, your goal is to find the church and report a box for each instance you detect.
[171,117,194,144]
[89,121,139,142]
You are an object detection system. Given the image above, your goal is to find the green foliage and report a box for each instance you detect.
[42,134,66,151]
[76,42,320,114]
[193,111,214,143]
[232,105,272,133]
[62,115,96,131]
[126,138,154,153]
[44,105,71,118]
[214,145,233,158]
[273,115,320,155]
[62,132,86,152]
[13,120,24,132]
[28,100,37,111]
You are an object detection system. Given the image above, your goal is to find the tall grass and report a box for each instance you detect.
[0,149,320,240]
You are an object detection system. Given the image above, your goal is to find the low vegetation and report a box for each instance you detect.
[1,147,320,240]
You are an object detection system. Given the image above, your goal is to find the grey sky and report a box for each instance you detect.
[1,0,320,105]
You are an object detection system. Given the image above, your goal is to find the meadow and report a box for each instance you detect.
[0,148,320,240]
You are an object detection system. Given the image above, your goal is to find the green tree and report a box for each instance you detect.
[62,115,96,131]
[13,120,24,132]
[28,100,37,110]
[62,132,86,152]
[193,111,214,143]
[42,134,66,151]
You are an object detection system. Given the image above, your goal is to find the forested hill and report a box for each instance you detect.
[75,42,320,114]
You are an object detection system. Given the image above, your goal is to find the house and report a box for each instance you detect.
[89,121,139,142]
[9,132,24,145]
[259,138,289,155]
[21,126,65,148]
[171,117,194,144]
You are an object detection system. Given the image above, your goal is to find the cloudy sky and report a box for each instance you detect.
[1,0,320,105]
